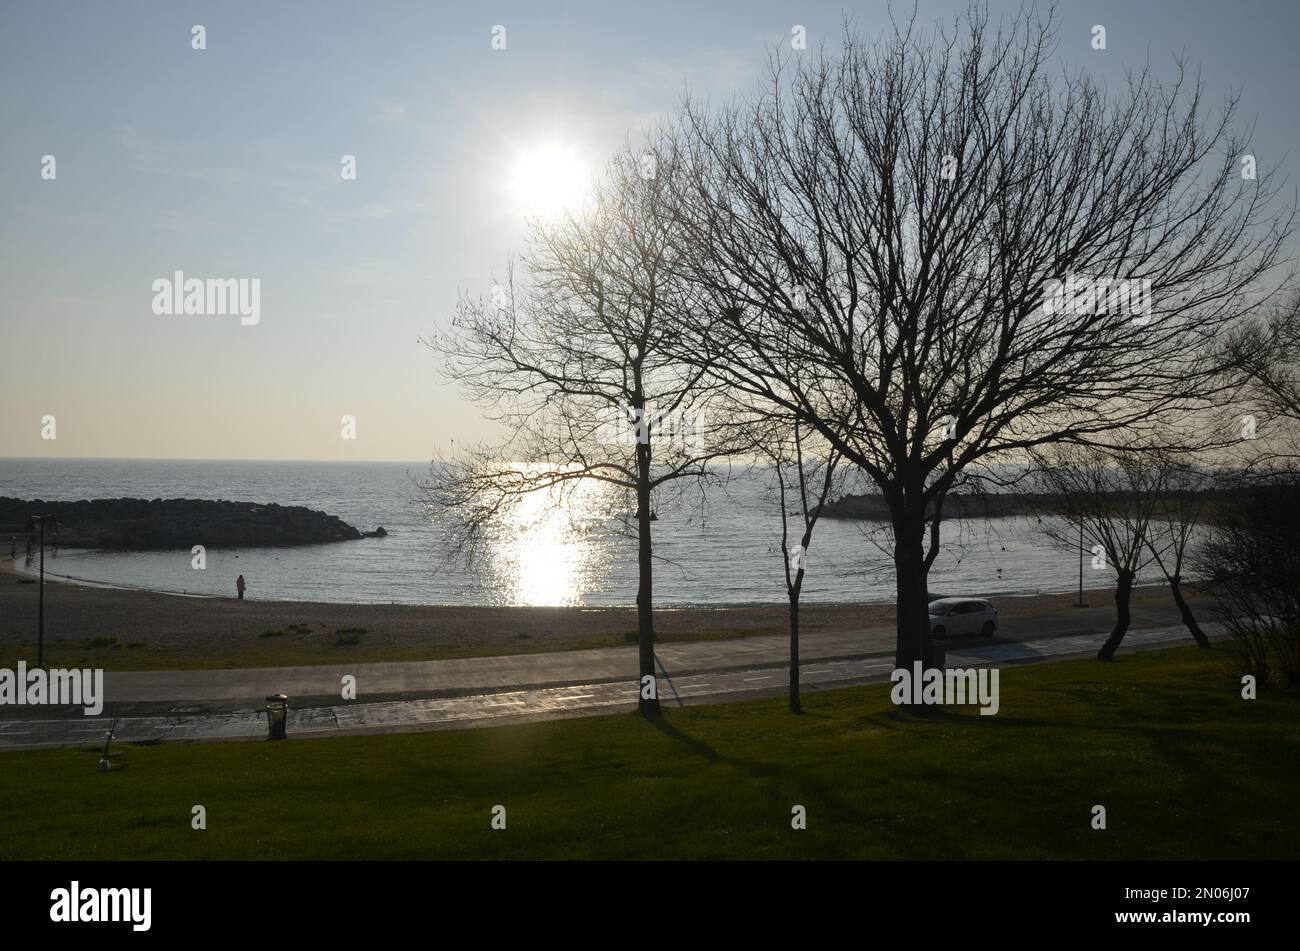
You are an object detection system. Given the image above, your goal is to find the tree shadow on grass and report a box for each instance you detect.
[644,710,906,827]
[645,712,888,848]
[860,704,1058,733]
[646,715,780,779]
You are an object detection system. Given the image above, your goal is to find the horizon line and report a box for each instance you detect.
[0,455,432,465]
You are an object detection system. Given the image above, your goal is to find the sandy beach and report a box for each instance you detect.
[0,554,1205,670]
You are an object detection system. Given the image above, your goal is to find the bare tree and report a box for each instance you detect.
[1225,290,1300,424]
[1030,444,1168,660]
[1145,458,1212,647]
[1193,470,1300,685]
[761,418,845,713]
[424,151,742,718]
[662,4,1293,676]
[1221,290,1300,464]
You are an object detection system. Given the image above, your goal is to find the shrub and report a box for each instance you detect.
[335,628,366,646]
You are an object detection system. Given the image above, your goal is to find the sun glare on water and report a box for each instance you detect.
[487,473,613,606]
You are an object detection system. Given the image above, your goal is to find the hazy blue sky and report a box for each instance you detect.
[2,0,1297,461]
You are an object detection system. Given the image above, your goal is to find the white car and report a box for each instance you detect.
[928,597,998,640]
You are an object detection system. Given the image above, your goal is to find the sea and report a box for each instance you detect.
[0,457,1123,607]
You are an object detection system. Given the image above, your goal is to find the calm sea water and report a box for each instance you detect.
[1,457,1120,606]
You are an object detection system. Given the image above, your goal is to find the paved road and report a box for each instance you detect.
[0,623,1211,749]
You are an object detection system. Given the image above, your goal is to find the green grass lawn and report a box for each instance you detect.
[0,645,1294,859]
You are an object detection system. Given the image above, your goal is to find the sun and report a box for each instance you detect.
[511,143,587,218]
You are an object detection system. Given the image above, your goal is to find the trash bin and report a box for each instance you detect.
[264,694,289,740]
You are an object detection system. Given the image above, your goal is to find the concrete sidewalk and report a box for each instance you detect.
[89,600,1189,705]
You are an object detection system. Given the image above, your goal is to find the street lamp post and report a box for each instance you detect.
[1075,517,1087,608]
[26,514,58,668]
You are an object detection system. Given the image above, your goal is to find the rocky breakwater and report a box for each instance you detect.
[819,488,1230,522]
[0,497,377,550]
[818,492,1060,520]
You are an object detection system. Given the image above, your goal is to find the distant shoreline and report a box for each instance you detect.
[819,489,1235,521]
[7,553,218,599]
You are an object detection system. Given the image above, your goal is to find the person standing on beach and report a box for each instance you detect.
[236,574,246,600]
[8,536,14,560]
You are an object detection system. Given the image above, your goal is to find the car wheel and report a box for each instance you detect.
[980,620,995,637]
[933,626,946,640]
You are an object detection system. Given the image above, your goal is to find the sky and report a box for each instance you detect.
[2,0,1298,462]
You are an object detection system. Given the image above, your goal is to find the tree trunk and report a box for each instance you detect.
[1169,575,1209,648]
[892,506,931,680]
[635,443,660,718]
[1098,569,1134,660]
[788,583,802,714]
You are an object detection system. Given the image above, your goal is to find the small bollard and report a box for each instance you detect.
[264,694,289,740]
[99,724,114,771]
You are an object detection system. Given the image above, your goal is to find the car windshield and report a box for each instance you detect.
[927,601,949,615]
